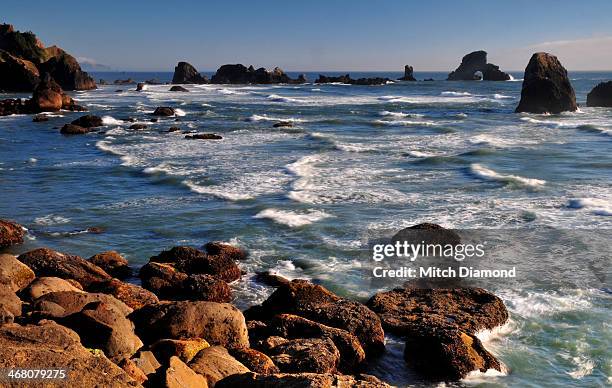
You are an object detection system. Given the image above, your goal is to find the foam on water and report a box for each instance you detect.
[34,215,71,225]
[254,208,332,227]
[567,198,612,216]
[441,91,472,96]
[378,110,424,118]
[101,116,123,126]
[470,163,546,188]
[374,119,438,126]
[246,114,305,123]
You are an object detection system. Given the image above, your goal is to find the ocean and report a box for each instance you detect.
[0,71,610,386]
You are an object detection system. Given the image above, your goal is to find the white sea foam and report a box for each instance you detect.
[470,163,546,188]
[378,110,424,118]
[469,134,538,148]
[407,150,438,158]
[246,114,305,123]
[493,93,512,99]
[102,116,123,126]
[267,94,301,103]
[567,356,595,379]
[183,180,254,201]
[34,215,71,225]
[254,208,332,227]
[567,198,612,216]
[174,108,186,117]
[441,91,472,96]
[497,289,593,318]
[374,119,438,126]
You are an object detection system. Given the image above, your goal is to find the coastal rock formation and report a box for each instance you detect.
[60,123,90,135]
[71,114,103,128]
[367,287,508,380]
[216,372,391,388]
[136,82,146,91]
[22,276,84,300]
[229,347,280,374]
[0,219,25,248]
[153,107,176,116]
[586,81,612,107]
[172,62,209,84]
[0,254,35,292]
[0,284,21,323]
[515,52,577,113]
[0,23,95,91]
[31,290,133,318]
[89,251,132,279]
[0,321,139,386]
[315,74,390,85]
[188,345,250,386]
[17,248,111,288]
[185,133,223,140]
[391,222,462,246]
[87,278,159,310]
[447,50,510,81]
[169,85,189,92]
[399,65,416,81]
[147,356,208,388]
[211,64,302,84]
[129,300,249,348]
[151,338,210,364]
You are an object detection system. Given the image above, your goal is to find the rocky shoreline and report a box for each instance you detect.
[0,218,511,387]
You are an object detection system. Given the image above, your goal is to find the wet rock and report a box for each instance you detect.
[150,356,208,388]
[115,78,135,85]
[0,219,25,248]
[245,280,384,355]
[203,241,247,261]
[254,271,290,287]
[390,222,462,246]
[136,82,146,91]
[18,248,111,288]
[169,85,189,92]
[0,98,31,116]
[60,123,90,134]
[188,346,250,387]
[399,65,416,81]
[0,253,35,292]
[586,81,612,107]
[33,113,49,122]
[185,133,223,140]
[229,347,279,374]
[139,262,188,298]
[151,338,210,364]
[22,276,84,300]
[267,337,340,374]
[88,278,159,310]
[58,300,143,363]
[71,114,103,128]
[0,320,138,386]
[367,287,508,380]
[182,274,233,302]
[447,50,510,81]
[315,74,389,85]
[89,250,132,279]
[273,121,293,128]
[172,62,209,84]
[216,372,391,387]
[168,126,181,132]
[130,300,249,348]
[211,64,295,84]
[31,290,133,318]
[153,107,175,116]
[31,73,63,111]
[515,52,577,113]
[150,246,241,283]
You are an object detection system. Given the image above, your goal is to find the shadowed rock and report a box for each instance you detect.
[399,65,416,81]
[586,81,612,107]
[211,64,301,84]
[0,219,24,248]
[89,251,132,279]
[172,62,208,84]
[188,346,250,387]
[447,51,510,81]
[216,372,391,387]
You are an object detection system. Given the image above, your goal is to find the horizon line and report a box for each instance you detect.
[90,68,612,73]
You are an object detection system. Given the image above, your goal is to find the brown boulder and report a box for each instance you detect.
[0,284,21,324]
[185,133,223,140]
[132,350,162,376]
[0,320,139,386]
[129,123,148,130]
[266,337,340,374]
[182,274,233,302]
[60,123,90,134]
[17,247,111,288]
[71,114,103,128]
[152,356,209,388]
[515,52,577,113]
[255,271,291,287]
[31,290,132,318]
[153,107,175,116]
[390,222,461,246]
[129,301,249,348]
[31,73,63,111]
[22,276,84,300]
[120,358,148,385]
[152,338,210,364]
[150,246,241,282]
[169,85,189,92]
[88,278,159,310]
[172,62,209,84]
[216,372,390,388]
[204,241,247,261]
[89,250,132,279]
[139,261,188,297]
[0,219,25,248]
[0,253,35,292]
[229,347,279,374]
[188,346,250,387]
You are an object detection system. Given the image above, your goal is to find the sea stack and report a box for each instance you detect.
[399,65,416,81]
[586,81,612,107]
[447,50,510,81]
[515,52,577,114]
[172,62,209,84]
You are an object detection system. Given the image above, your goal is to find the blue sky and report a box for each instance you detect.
[3,0,612,71]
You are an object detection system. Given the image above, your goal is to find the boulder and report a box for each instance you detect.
[216,372,391,388]
[515,52,577,113]
[169,85,189,92]
[204,241,247,261]
[182,274,233,302]
[211,64,294,84]
[390,222,462,246]
[129,123,148,130]
[188,346,250,387]
[115,78,135,85]
[17,248,111,288]
[153,107,176,116]
[89,250,132,279]
[367,287,508,380]
[150,246,241,282]
[58,300,143,362]
[0,320,139,386]
[88,278,159,310]
[447,50,510,81]
[136,82,146,91]
[132,350,162,376]
[61,123,90,135]
[0,98,31,116]
[254,271,290,287]
[0,253,35,292]
[172,62,209,84]
[266,337,340,374]
[168,126,181,132]
[229,347,279,374]
[185,133,223,140]
[71,114,103,128]
[245,280,384,355]
[31,290,132,318]
[399,65,416,81]
[33,114,49,122]
[0,219,25,248]
[31,73,63,111]
[22,276,84,300]
[151,338,210,364]
[0,284,21,323]
[119,358,148,385]
[0,49,39,91]
[315,74,389,85]
[139,261,188,298]
[129,301,249,348]
[586,81,612,107]
[150,356,209,388]
[273,121,293,128]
